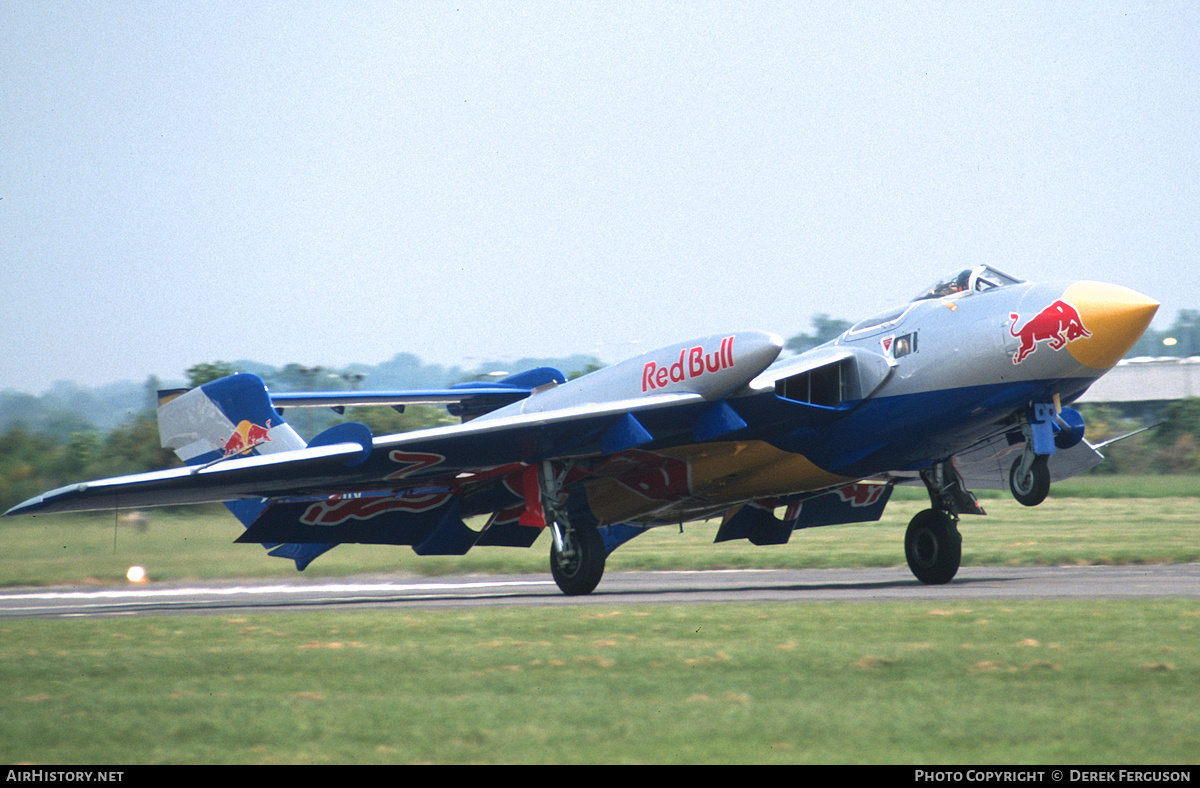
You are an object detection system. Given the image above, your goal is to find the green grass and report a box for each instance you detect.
[1,601,1196,764]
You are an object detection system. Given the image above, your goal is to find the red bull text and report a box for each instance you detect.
[642,336,735,392]
[1008,300,1092,364]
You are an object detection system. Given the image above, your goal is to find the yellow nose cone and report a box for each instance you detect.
[1064,281,1159,369]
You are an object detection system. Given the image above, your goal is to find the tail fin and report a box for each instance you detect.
[158,373,307,463]
[157,373,335,569]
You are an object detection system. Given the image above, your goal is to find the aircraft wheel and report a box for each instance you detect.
[904,509,961,585]
[1009,454,1050,507]
[550,524,606,596]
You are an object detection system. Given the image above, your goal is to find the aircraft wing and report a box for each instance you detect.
[3,442,372,516]
[3,389,706,517]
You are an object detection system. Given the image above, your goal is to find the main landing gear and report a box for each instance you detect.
[539,460,607,596]
[905,461,983,585]
[904,509,961,585]
[550,521,606,596]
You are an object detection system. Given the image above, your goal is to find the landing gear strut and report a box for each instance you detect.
[905,461,982,585]
[1007,402,1057,507]
[539,460,606,596]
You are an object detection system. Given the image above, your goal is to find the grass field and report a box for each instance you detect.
[1,600,1197,764]
[1,477,1196,764]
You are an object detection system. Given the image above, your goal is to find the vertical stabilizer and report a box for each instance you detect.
[157,374,335,569]
[158,374,307,464]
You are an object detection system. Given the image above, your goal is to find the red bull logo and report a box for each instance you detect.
[221,419,272,457]
[1008,300,1092,364]
[642,336,735,392]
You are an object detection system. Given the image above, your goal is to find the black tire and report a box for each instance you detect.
[1009,454,1050,507]
[904,509,962,585]
[550,524,606,596]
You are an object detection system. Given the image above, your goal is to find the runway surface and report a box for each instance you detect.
[3,564,1199,618]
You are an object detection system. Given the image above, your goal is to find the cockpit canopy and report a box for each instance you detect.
[848,266,1025,337]
[912,266,1024,302]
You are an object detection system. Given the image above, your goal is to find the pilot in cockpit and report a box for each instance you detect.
[914,266,1022,301]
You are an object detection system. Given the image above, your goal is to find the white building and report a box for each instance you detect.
[1078,358,1200,404]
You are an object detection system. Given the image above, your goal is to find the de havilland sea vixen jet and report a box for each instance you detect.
[5,267,1158,595]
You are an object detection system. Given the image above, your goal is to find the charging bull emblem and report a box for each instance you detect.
[221,419,272,457]
[1008,300,1091,364]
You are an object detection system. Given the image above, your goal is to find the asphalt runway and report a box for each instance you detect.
[2,564,1199,618]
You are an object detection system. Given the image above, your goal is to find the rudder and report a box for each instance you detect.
[157,373,335,569]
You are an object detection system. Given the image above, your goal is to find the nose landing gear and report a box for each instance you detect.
[1008,401,1071,507]
[1009,453,1050,507]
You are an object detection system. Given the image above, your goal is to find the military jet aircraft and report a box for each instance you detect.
[4,266,1158,595]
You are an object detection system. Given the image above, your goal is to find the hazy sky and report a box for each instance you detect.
[3,2,1197,393]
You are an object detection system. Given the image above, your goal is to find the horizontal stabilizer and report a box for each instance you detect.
[268,367,567,419]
